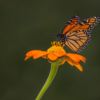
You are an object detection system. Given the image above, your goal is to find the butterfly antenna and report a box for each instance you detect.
[56,37,59,41]
[44,33,57,39]
[44,33,56,36]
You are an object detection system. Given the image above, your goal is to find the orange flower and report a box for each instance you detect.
[25,41,86,72]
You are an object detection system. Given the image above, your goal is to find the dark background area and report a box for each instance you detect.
[1,0,100,100]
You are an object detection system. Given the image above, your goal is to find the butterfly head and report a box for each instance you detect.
[57,34,65,43]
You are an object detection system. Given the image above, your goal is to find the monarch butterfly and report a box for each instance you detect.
[57,15,100,53]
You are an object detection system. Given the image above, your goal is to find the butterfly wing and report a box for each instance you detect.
[65,30,91,53]
[67,16,100,33]
[62,15,80,34]
[64,16,100,53]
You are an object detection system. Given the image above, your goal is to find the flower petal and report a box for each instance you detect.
[33,51,48,59]
[66,53,86,63]
[25,56,31,61]
[66,57,83,72]
[75,63,83,72]
[48,53,58,61]
[42,55,47,59]
[53,51,66,57]
[78,55,86,63]
[25,50,40,60]
[65,57,75,66]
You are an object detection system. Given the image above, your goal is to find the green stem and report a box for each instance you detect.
[35,62,59,100]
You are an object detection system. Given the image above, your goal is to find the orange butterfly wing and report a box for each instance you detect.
[58,16,100,53]
[64,16,100,53]
[65,30,90,53]
[62,15,80,34]
[67,17,100,33]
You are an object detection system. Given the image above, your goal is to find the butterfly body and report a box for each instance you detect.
[57,16,100,53]
[57,34,66,43]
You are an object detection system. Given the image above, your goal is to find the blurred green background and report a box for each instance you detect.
[1,0,100,100]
